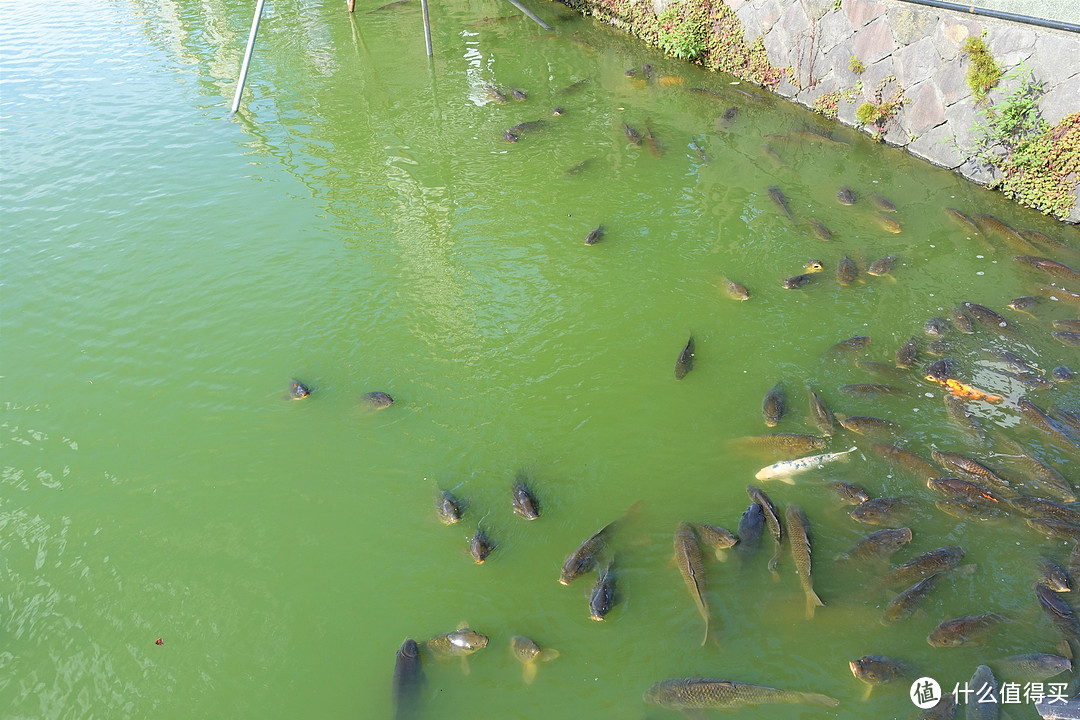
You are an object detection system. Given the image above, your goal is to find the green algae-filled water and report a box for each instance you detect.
[4,0,1080,718]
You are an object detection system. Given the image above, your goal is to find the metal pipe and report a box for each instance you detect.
[503,0,552,30]
[420,0,433,56]
[893,0,1080,34]
[230,0,267,114]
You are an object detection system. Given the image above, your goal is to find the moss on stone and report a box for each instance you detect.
[962,36,1002,102]
[855,102,877,124]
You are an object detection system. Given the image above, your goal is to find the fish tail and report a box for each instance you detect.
[799,692,840,708]
[806,590,824,619]
[700,616,709,647]
[618,499,644,526]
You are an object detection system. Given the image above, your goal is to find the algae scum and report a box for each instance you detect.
[4,0,1080,718]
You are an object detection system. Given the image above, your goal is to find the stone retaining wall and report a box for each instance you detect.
[575,0,1080,221]
[733,0,1079,219]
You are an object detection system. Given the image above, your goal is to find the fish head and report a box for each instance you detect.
[642,680,678,706]
[849,656,899,683]
[510,636,539,660]
[588,592,612,621]
[559,555,591,585]
[804,259,824,272]
[849,659,874,681]
[449,630,488,651]
[931,635,963,647]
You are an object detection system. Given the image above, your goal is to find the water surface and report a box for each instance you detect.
[3,0,1080,718]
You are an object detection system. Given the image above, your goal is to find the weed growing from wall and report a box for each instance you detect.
[657,2,708,61]
[560,0,784,88]
[854,75,906,142]
[969,65,1079,219]
[813,90,841,119]
[702,3,785,86]
[962,35,1002,102]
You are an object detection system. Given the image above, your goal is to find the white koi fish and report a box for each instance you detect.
[754,447,857,483]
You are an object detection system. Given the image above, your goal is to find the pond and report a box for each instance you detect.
[3,0,1079,718]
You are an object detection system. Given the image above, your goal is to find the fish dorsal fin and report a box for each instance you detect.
[456,620,470,631]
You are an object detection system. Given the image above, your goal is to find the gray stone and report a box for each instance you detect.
[838,92,859,125]
[794,39,818,90]
[817,8,854,55]
[797,75,842,109]
[883,120,910,147]
[833,93,859,126]
[1028,32,1080,88]
[774,75,800,98]
[759,0,784,34]
[804,0,834,21]
[824,38,858,84]
[845,0,887,28]
[888,6,937,45]
[1040,72,1080,126]
[859,56,896,104]
[934,60,971,106]
[734,3,762,43]
[908,121,967,169]
[984,65,1034,105]
[894,36,939,88]
[901,81,946,136]
[854,17,896,65]
[763,30,789,69]
[956,156,1000,186]
[777,2,812,46]
[932,15,982,61]
[726,0,749,10]
[772,3,813,86]
[941,98,985,161]
[985,23,1036,68]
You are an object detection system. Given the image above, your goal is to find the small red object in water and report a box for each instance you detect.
[155,638,164,646]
